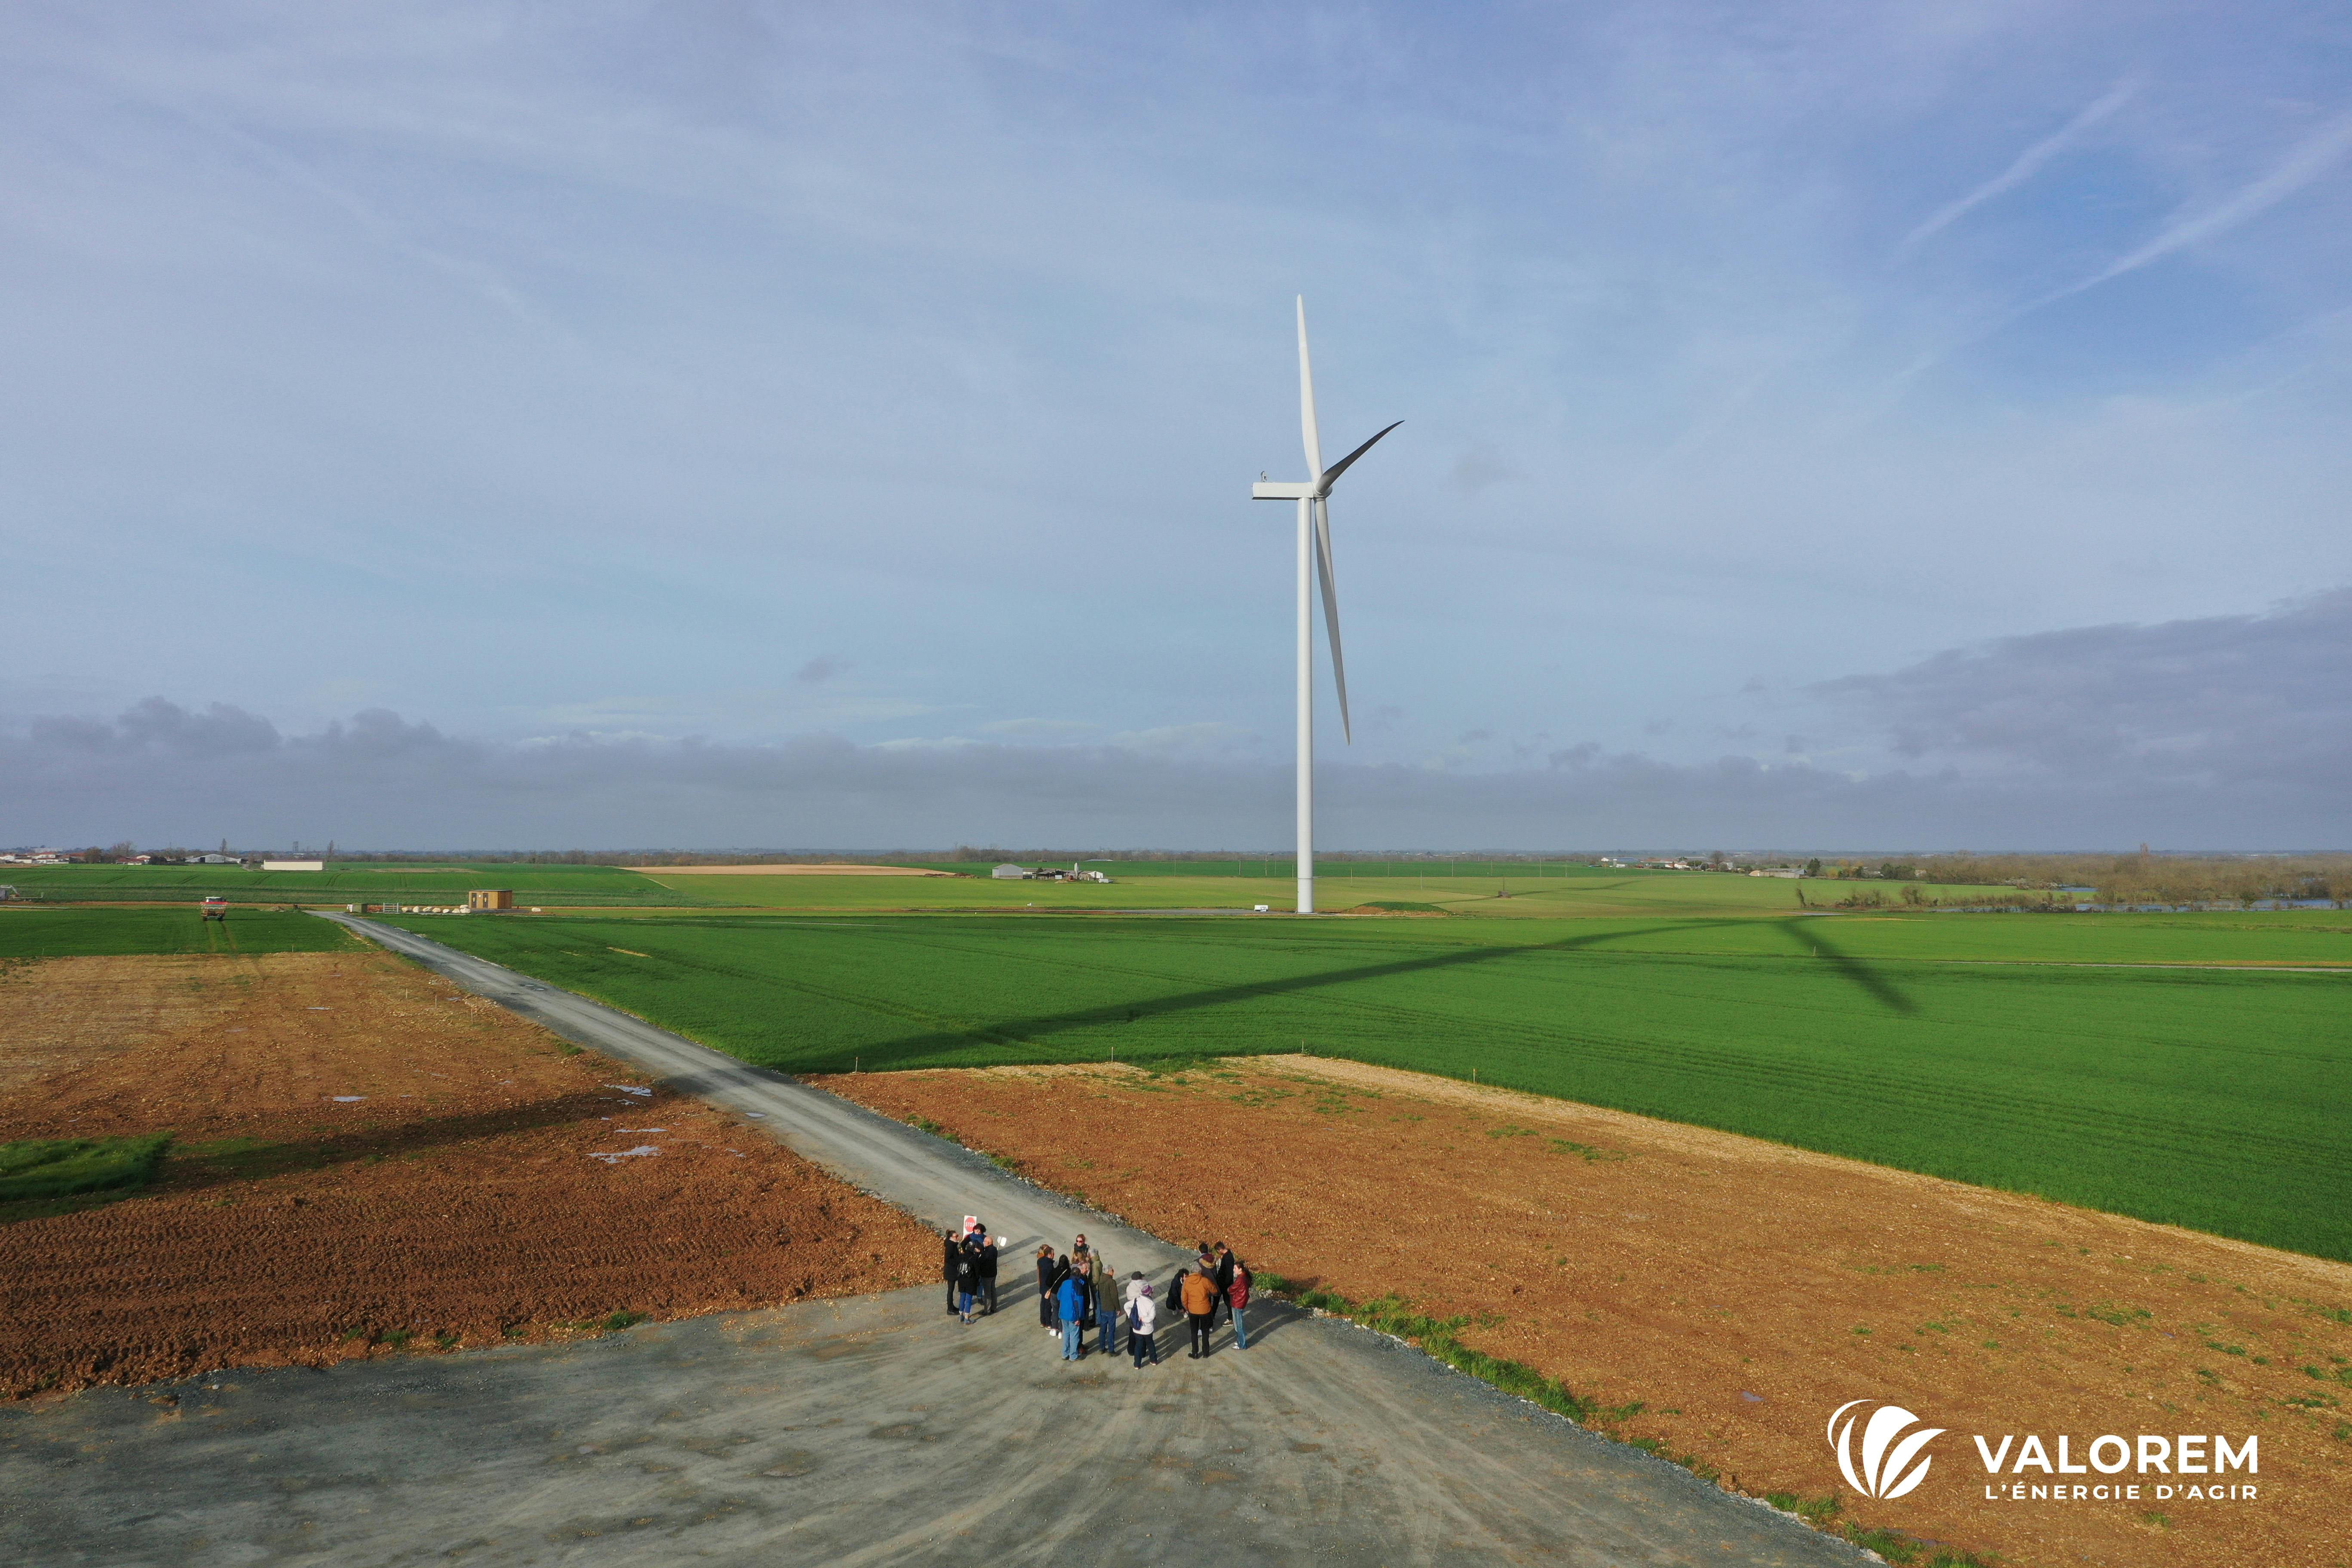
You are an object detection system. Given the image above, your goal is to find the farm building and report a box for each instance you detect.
[467,889,514,912]
[990,863,1113,883]
[262,859,324,872]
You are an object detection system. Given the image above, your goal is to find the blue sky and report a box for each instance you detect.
[4,3,2349,848]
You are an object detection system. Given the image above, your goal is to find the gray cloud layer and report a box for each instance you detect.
[1819,588,2352,790]
[6,594,2345,851]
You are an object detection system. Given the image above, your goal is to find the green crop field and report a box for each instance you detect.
[377,909,2352,1262]
[642,864,1990,917]
[0,862,704,907]
[0,907,362,957]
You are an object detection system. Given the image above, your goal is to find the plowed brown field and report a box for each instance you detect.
[818,1059,2352,1568]
[0,952,934,1398]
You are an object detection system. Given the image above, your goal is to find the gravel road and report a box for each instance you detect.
[0,916,1868,1567]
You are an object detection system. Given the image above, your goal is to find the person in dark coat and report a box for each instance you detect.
[942,1231,962,1315]
[978,1234,999,1314]
[1036,1246,1065,1331]
[1165,1266,1190,1360]
[1069,1237,1093,1323]
[955,1236,981,1324]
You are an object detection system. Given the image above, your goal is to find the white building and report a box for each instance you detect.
[991,863,1030,880]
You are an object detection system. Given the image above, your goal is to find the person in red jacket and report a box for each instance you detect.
[1226,1259,1252,1350]
[1210,1243,1237,1327]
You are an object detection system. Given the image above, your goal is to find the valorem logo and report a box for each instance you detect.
[1828,1400,1946,1500]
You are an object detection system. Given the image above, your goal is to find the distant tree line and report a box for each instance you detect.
[1913,852,2352,909]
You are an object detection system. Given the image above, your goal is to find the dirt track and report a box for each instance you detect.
[820,1058,2352,1568]
[0,952,936,1395]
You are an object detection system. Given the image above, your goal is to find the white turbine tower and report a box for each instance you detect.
[1251,297,1400,914]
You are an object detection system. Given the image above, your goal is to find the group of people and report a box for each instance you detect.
[1037,1235,1251,1367]
[943,1225,998,1322]
[942,1221,1254,1369]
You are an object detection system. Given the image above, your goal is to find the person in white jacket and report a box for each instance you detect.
[1125,1274,1159,1368]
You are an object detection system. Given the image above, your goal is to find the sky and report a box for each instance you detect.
[4,2,2349,851]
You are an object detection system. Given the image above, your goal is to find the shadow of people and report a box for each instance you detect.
[1214,1294,1305,1352]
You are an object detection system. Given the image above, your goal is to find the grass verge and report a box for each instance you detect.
[0,1133,174,1204]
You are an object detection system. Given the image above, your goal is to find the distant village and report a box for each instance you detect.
[0,848,316,869]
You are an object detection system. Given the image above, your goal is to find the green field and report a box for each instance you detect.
[378,909,2352,1262]
[0,862,704,906]
[0,907,361,957]
[642,864,1990,917]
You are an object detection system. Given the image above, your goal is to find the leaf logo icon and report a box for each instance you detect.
[1827,1400,1945,1500]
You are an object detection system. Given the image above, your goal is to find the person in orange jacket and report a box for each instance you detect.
[1179,1263,1219,1357]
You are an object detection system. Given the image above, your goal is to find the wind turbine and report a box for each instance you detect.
[1251,297,1400,914]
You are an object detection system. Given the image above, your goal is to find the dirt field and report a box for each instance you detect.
[0,951,937,1398]
[819,1059,2352,1568]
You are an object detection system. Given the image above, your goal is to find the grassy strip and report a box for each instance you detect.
[1257,1272,1994,1568]
[0,907,362,957]
[0,1134,174,1202]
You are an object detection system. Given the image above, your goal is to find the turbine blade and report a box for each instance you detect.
[1317,420,1402,492]
[1297,296,1323,479]
[1314,496,1350,742]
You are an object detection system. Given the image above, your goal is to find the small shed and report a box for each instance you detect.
[990,864,1030,880]
[468,889,514,912]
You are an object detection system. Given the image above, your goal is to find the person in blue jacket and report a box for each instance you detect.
[1056,1271,1087,1361]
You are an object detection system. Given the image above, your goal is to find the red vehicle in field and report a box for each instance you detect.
[201,896,228,922]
